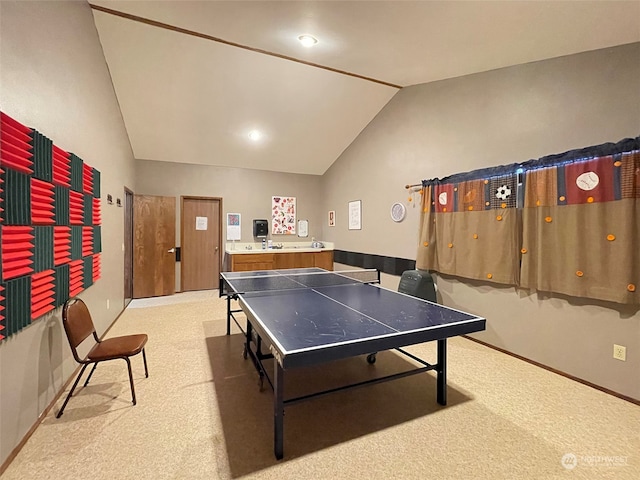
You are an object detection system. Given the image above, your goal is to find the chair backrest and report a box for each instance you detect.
[62,298,96,360]
[398,269,437,303]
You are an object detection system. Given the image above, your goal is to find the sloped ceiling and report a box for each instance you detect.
[91,1,640,175]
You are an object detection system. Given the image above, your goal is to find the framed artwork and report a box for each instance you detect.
[226,213,241,240]
[328,210,335,227]
[298,219,309,237]
[348,200,361,230]
[272,196,296,235]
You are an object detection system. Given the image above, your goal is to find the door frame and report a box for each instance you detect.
[124,187,134,306]
[180,196,223,292]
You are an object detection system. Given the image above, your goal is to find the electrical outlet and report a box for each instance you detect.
[106,299,110,310]
[613,344,626,361]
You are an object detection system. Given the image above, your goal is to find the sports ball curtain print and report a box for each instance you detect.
[417,137,639,304]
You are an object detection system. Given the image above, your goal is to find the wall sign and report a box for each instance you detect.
[348,200,361,230]
[195,216,208,231]
[328,210,335,227]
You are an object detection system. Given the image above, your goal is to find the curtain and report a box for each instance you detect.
[417,168,520,285]
[415,136,639,304]
[520,149,639,304]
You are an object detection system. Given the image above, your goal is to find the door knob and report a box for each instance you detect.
[215,246,219,251]
[167,248,175,253]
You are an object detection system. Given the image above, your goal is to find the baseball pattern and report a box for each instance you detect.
[576,171,599,191]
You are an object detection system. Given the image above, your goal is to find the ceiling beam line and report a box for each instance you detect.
[90,3,403,89]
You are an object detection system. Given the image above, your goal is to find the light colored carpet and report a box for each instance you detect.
[3,291,638,479]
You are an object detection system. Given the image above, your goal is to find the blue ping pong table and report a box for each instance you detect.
[219,268,485,459]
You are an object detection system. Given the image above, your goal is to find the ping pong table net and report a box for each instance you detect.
[225,269,380,295]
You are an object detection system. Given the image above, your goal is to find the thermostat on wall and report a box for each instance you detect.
[390,202,406,222]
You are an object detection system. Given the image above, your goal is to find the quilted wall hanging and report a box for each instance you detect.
[0,111,102,342]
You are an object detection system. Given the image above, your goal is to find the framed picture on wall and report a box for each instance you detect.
[272,196,296,235]
[226,213,241,240]
[348,200,361,230]
[328,210,335,227]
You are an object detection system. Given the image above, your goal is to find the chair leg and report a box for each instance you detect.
[125,357,137,405]
[56,363,90,418]
[83,362,99,387]
[142,348,149,378]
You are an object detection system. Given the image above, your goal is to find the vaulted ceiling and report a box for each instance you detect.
[91,1,640,175]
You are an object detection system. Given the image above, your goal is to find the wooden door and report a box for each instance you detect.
[181,196,221,291]
[133,195,176,298]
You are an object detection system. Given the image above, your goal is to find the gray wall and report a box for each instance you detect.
[135,160,323,246]
[321,43,640,400]
[0,1,136,466]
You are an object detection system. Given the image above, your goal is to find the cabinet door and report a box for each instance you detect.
[274,252,314,270]
[314,251,334,270]
[231,253,275,272]
[296,253,315,268]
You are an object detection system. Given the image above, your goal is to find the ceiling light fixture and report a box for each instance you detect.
[248,130,262,141]
[298,34,318,47]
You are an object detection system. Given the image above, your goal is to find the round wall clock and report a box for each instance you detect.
[390,202,406,222]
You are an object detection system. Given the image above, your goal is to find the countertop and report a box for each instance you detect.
[225,241,334,254]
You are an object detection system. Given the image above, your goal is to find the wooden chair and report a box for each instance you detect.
[56,297,148,418]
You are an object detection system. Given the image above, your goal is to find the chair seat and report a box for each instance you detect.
[88,334,148,362]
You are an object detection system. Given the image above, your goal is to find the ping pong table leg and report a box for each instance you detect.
[226,295,232,335]
[274,362,284,460]
[436,339,447,405]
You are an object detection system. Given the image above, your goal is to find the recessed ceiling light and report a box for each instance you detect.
[248,130,262,141]
[298,34,318,47]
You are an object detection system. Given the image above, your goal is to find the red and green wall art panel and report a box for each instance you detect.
[0,111,102,342]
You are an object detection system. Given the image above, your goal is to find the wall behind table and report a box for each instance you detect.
[321,43,640,400]
[135,160,323,286]
[0,1,136,467]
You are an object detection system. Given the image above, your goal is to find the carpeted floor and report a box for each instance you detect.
[3,290,638,479]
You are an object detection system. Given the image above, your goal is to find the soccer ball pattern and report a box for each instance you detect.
[495,185,512,200]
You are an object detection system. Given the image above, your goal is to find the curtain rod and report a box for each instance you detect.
[405,183,422,189]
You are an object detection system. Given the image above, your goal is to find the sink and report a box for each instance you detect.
[275,243,324,250]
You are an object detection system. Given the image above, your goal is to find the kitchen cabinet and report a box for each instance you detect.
[227,250,333,272]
